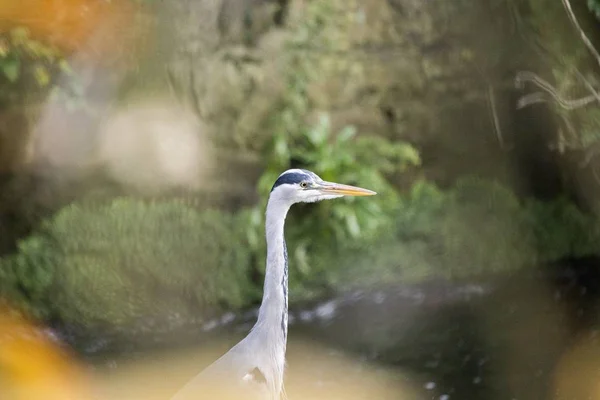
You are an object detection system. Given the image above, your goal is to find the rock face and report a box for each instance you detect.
[2,0,591,206]
[162,0,549,193]
[0,0,596,251]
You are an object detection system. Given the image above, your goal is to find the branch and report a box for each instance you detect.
[487,84,512,150]
[561,0,600,69]
[574,67,600,102]
[515,71,598,110]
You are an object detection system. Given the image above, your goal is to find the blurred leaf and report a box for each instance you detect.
[2,57,20,82]
[0,39,8,57]
[345,212,361,238]
[294,243,311,275]
[306,114,330,145]
[274,132,290,164]
[397,143,422,167]
[337,126,356,143]
[33,65,50,87]
[589,0,600,19]
[0,26,80,109]
[58,59,73,75]
[0,200,258,329]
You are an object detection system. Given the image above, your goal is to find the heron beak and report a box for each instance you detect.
[317,181,377,196]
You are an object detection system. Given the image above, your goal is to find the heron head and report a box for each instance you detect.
[270,169,376,204]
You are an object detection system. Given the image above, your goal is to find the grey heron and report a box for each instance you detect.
[171,168,376,400]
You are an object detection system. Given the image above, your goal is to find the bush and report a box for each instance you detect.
[0,236,58,320]
[241,0,420,299]
[525,197,600,261]
[4,177,600,328]
[326,177,600,290]
[0,199,256,329]
[438,178,536,275]
[248,114,420,301]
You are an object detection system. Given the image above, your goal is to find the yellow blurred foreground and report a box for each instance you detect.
[0,308,425,400]
[0,0,140,61]
[0,308,91,400]
[93,338,426,400]
[4,306,600,400]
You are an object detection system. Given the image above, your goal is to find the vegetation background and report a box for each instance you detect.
[0,1,600,397]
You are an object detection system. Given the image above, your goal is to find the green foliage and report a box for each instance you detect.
[438,178,536,275]
[330,178,600,289]
[0,26,84,109]
[257,114,419,237]
[266,0,361,148]
[589,0,600,20]
[396,181,447,241]
[247,0,420,300]
[3,177,600,327]
[525,197,600,260]
[248,113,419,300]
[0,28,55,85]
[0,199,256,329]
[0,236,58,320]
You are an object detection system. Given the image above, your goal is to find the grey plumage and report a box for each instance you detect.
[171,169,376,400]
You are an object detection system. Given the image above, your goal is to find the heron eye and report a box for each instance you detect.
[300,181,308,188]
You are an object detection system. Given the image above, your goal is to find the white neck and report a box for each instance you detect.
[255,196,291,340]
[248,196,291,398]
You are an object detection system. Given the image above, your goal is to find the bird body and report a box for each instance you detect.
[171,169,375,400]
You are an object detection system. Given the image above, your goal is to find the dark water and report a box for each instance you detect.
[62,259,600,400]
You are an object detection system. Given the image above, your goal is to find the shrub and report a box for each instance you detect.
[243,0,420,299]
[248,114,420,301]
[0,199,256,329]
[0,236,58,320]
[438,178,536,276]
[525,197,600,261]
[326,177,600,289]
[4,177,600,327]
